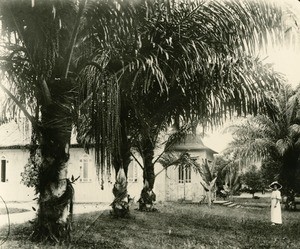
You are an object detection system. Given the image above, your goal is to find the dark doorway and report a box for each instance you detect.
[1,159,6,182]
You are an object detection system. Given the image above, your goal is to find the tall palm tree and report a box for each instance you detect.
[0,0,87,242]
[225,85,300,192]
[114,0,294,209]
[0,0,128,242]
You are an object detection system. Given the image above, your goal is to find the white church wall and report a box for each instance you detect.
[0,149,35,202]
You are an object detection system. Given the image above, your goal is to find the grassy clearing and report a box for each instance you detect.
[1,201,300,249]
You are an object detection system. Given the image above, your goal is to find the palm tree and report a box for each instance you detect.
[214,154,242,199]
[0,0,87,242]
[225,85,300,193]
[116,0,293,210]
[0,0,130,242]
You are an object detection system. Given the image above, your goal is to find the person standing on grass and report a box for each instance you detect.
[270,181,282,225]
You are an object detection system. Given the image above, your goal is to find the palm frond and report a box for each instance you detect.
[198,159,213,183]
[224,84,300,184]
[276,137,293,156]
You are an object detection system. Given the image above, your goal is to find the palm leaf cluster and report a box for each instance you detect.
[226,87,300,160]
[225,85,300,191]
[214,155,241,197]
[125,0,288,127]
[159,150,216,188]
[197,159,217,192]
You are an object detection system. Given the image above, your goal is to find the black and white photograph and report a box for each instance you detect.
[0,0,300,248]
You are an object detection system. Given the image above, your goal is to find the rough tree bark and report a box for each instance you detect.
[138,137,157,211]
[30,80,74,244]
[111,106,132,218]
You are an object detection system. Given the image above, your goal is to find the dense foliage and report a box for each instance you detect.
[214,155,241,197]
[241,165,264,197]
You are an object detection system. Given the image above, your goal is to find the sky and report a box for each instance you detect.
[265,0,300,89]
[203,42,300,153]
[203,45,300,153]
[267,47,300,88]
[203,0,300,153]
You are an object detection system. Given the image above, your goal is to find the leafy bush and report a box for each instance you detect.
[21,153,42,189]
[241,165,264,197]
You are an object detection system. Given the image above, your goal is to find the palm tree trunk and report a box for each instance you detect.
[143,144,155,190]
[29,0,85,238]
[138,137,156,211]
[111,167,129,218]
[31,82,73,243]
[111,111,131,218]
[281,152,299,191]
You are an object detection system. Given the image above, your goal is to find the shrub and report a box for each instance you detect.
[21,153,41,189]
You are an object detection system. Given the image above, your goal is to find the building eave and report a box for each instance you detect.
[0,145,30,150]
[171,147,218,154]
[0,144,86,150]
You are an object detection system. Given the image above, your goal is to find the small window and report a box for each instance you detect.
[1,157,7,182]
[79,154,92,182]
[179,165,191,183]
[185,165,191,183]
[179,165,184,183]
[127,161,138,183]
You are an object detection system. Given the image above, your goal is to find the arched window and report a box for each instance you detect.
[178,165,191,183]
[79,154,92,182]
[1,156,7,183]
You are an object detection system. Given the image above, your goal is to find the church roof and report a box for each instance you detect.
[169,134,218,154]
[0,120,30,148]
[0,120,217,154]
[0,119,78,149]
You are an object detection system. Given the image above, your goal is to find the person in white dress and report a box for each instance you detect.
[269,181,282,225]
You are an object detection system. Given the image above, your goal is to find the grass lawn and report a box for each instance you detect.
[1,200,300,249]
[231,197,271,208]
[0,208,30,215]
